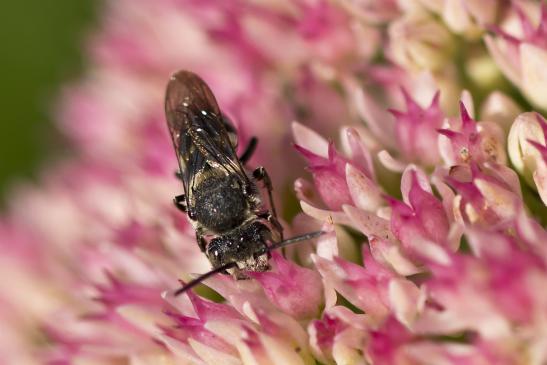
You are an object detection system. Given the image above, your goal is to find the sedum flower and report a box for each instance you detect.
[508,111,547,205]
[308,305,369,365]
[387,169,452,259]
[294,121,381,213]
[438,102,506,166]
[248,252,324,319]
[443,163,522,226]
[388,8,455,72]
[2,1,547,365]
[485,1,547,110]
[388,89,444,166]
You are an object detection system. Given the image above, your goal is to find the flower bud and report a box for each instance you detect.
[485,3,547,109]
[508,112,547,204]
[388,10,454,71]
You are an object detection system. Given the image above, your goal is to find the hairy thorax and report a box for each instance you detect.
[193,174,248,233]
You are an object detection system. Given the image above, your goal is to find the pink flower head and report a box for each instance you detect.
[3,1,547,364]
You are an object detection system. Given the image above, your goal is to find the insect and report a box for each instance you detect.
[165,70,322,295]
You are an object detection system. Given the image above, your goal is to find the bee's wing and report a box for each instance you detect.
[165,71,250,209]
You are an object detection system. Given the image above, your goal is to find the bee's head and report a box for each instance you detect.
[206,221,272,275]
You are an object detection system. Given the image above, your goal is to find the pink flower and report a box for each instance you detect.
[508,112,547,205]
[295,141,355,211]
[249,252,323,319]
[308,306,369,364]
[485,2,547,109]
[444,163,521,226]
[388,170,451,259]
[294,122,381,213]
[438,102,506,166]
[388,9,454,71]
[389,89,443,166]
[2,1,547,364]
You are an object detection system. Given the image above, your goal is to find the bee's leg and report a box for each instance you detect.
[196,229,207,252]
[173,194,187,213]
[239,137,258,165]
[253,166,284,239]
[258,211,284,241]
[253,166,277,217]
[174,171,183,181]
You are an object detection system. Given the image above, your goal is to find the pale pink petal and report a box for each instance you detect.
[300,201,353,226]
[533,160,547,205]
[473,178,519,220]
[340,127,376,180]
[351,86,396,148]
[292,122,329,158]
[459,89,475,118]
[160,335,207,365]
[188,338,243,365]
[400,165,431,205]
[343,205,395,242]
[369,236,421,276]
[345,164,383,212]
[484,35,521,85]
[378,150,407,172]
[520,42,547,111]
[388,278,423,327]
[294,178,319,205]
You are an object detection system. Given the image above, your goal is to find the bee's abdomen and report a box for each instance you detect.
[193,175,247,232]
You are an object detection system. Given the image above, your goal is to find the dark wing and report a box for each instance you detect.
[164,70,250,210]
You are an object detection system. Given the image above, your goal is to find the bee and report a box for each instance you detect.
[165,71,322,295]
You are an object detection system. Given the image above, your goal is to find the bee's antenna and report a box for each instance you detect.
[174,261,237,296]
[268,230,325,252]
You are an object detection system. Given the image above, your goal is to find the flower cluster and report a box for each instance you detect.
[1,0,547,364]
